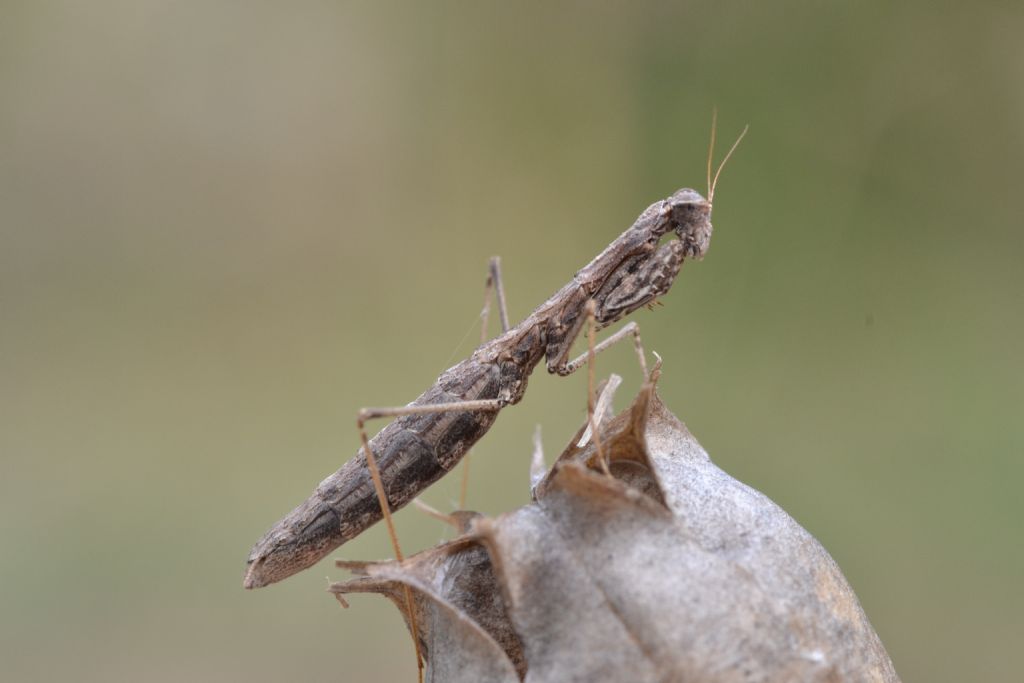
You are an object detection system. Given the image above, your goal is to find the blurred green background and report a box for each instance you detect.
[2,1,1022,681]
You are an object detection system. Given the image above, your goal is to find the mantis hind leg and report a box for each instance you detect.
[458,257,511,507]
[352,256,510,682]
[355,396,502,683]
[485,256,511,335]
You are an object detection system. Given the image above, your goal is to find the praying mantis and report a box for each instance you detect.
[244,123,746,592]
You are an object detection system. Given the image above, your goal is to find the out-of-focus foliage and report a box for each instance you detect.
[1,2,1021,682]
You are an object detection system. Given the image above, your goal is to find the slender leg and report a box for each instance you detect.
[352,255,512,677]
[489,256,511,334]
[560,320,649,380]
[412,498,459,528]
[460,265,493,510]
[554,307,650,475]
[356,397,502,683]
[459,256,510,508]
[584,301,611,476]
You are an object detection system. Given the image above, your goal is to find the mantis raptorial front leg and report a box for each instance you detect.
[573,301,650,475]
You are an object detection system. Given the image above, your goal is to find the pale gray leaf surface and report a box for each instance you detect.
[330,378,900,682]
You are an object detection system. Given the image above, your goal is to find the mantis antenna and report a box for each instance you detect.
[707,110,749,205]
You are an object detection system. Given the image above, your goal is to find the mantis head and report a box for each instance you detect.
[668,188,713,259]
[669,112,748,260]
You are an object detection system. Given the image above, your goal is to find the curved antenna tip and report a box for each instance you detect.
[709,123,748,204]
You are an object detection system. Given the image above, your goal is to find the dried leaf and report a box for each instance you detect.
[331,533,523,682]
[331,378,900,682]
